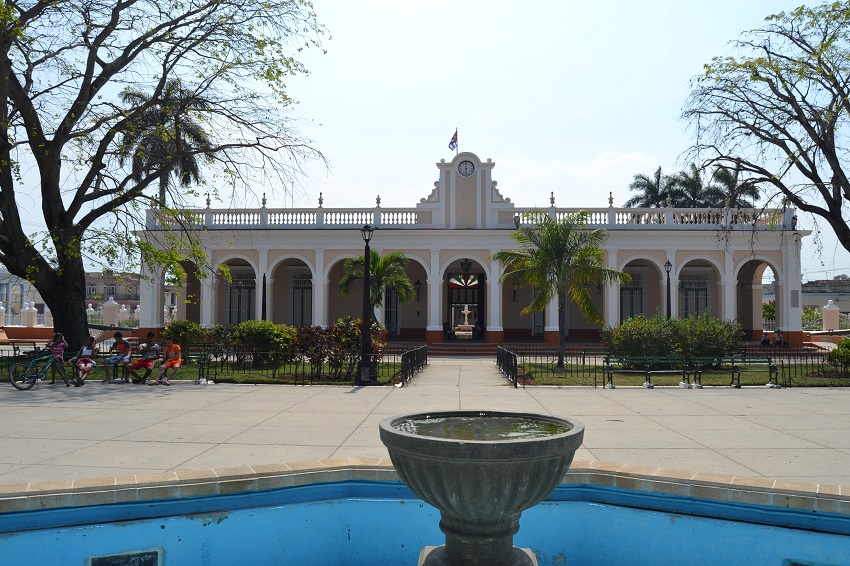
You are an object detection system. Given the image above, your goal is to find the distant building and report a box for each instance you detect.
[763,280,850,313]
[84,271,140,310]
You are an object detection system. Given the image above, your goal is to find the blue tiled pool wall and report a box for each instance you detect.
[2,481,850,566]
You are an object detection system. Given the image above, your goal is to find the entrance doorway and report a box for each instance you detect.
[447,272,485,338]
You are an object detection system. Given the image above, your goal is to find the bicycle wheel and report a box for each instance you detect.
[9,362,37,390]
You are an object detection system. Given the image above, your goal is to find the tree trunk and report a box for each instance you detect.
[32,257,90,352]
[557,292,566,369]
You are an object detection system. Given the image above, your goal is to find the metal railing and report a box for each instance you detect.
[496,346,518,388]
[398,346,428,386]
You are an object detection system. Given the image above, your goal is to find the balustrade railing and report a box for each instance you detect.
[147,204,794,231]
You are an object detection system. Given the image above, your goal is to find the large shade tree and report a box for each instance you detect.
[493,211,629,368]
[684,1,850,252]
[339,251,416,323]
[0,0,325,348]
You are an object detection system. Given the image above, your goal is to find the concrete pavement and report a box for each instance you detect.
[2,357,850,486]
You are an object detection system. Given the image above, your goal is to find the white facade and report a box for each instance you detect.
[139,153,809,345]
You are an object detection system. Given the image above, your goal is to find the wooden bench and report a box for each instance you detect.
[603,356,688,389]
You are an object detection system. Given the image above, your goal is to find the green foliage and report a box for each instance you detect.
[228,320,295,352]
[492,209,630,366]
[600,313,743,358]
[762,299,776,321]
[684,1,850,253]
[827,339,850,371]
[339,251,416,318]
[162,320,200,349]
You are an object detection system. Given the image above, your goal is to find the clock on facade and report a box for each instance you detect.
[458,160,475,177]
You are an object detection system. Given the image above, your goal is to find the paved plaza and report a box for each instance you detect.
[2,357,850,487]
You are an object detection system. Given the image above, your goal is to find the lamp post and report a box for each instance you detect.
[664,260,672,320]
[359,224,374,385]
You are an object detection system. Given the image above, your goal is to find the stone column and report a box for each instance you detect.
[426,249,442,341]
[604,248,619,327]
[200,275,215,327]
[138,261,164,329]
[314,248,326,327]
[0,302,6,326]
[487,254,503,342]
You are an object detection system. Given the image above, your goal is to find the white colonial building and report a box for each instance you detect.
[138,152,809,345]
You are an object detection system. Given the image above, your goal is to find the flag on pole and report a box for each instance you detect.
[448,130,458,151]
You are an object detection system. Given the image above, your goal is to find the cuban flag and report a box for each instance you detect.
[448,130,458,151]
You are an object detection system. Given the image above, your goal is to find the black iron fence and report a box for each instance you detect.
[398,346,428,386]
[184,343,427,386]
[497,344,849,388]
[496,346,518,388]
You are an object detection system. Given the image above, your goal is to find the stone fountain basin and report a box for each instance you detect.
[379,411,585,525]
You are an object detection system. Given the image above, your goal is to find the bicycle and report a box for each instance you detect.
[9,348,72,390]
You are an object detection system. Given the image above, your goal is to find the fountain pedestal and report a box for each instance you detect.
[379,411,584,566]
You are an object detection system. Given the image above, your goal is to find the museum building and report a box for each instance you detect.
[138,152,808,346]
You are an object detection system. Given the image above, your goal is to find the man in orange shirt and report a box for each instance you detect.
[104,331,133,382]
[150,337,181,386]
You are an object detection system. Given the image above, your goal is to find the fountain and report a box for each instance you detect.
[379,410,584,566]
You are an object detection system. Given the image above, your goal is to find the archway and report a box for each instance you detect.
[736,259,780,341]
[444,258,486,339]
[216,259,257,326]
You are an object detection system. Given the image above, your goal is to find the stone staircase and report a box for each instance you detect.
[426,341,498,357]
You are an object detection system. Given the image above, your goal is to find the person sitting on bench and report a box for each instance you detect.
[443,322,455,340]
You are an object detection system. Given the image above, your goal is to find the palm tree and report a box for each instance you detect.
[339,251,416,322]
[709,164,760,208]
[118,79,212,206]
[668,163,723,208]
[624,166,672,208]
[492,210,630,368]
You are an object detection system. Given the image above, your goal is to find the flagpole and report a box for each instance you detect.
[455,127,458,155]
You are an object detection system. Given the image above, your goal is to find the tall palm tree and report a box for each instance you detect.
[624,166,671,208]
[709,164,760,208]
[339,251,416,322]
[118,79,212,206]
[668,163,723,208]
[492,210,630,368]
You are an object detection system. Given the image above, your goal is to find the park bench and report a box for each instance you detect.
[603,356,688,389]
[689,355,778,388]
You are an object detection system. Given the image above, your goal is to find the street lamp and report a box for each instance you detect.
[359,224,374,385]
[664,260,672,320]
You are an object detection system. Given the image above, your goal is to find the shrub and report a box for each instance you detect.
[827,339,850,372]
[162,319,200,350]
[601,313,742,358]
[228,320,295,367]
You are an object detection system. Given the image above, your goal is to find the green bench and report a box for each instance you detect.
[603,356,688,389]
[689,356,778,388]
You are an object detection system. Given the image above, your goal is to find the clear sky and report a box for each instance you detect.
[268,0,849,283]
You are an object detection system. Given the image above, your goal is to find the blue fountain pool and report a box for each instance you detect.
[2,480,849,565]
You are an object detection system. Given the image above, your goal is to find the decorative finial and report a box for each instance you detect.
[205,193,211,208]
[376,195,381,207]
[608,191,614,207]
[318,192,323,207]
[261,193,267,208]
[666,194,672,208]
[550,191,555,207]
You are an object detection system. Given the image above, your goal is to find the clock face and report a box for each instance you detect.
[458,161,475,177]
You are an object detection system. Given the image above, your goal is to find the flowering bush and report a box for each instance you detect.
[600,313,742,358]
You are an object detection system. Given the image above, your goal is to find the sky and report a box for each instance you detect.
[263,0,850,283]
